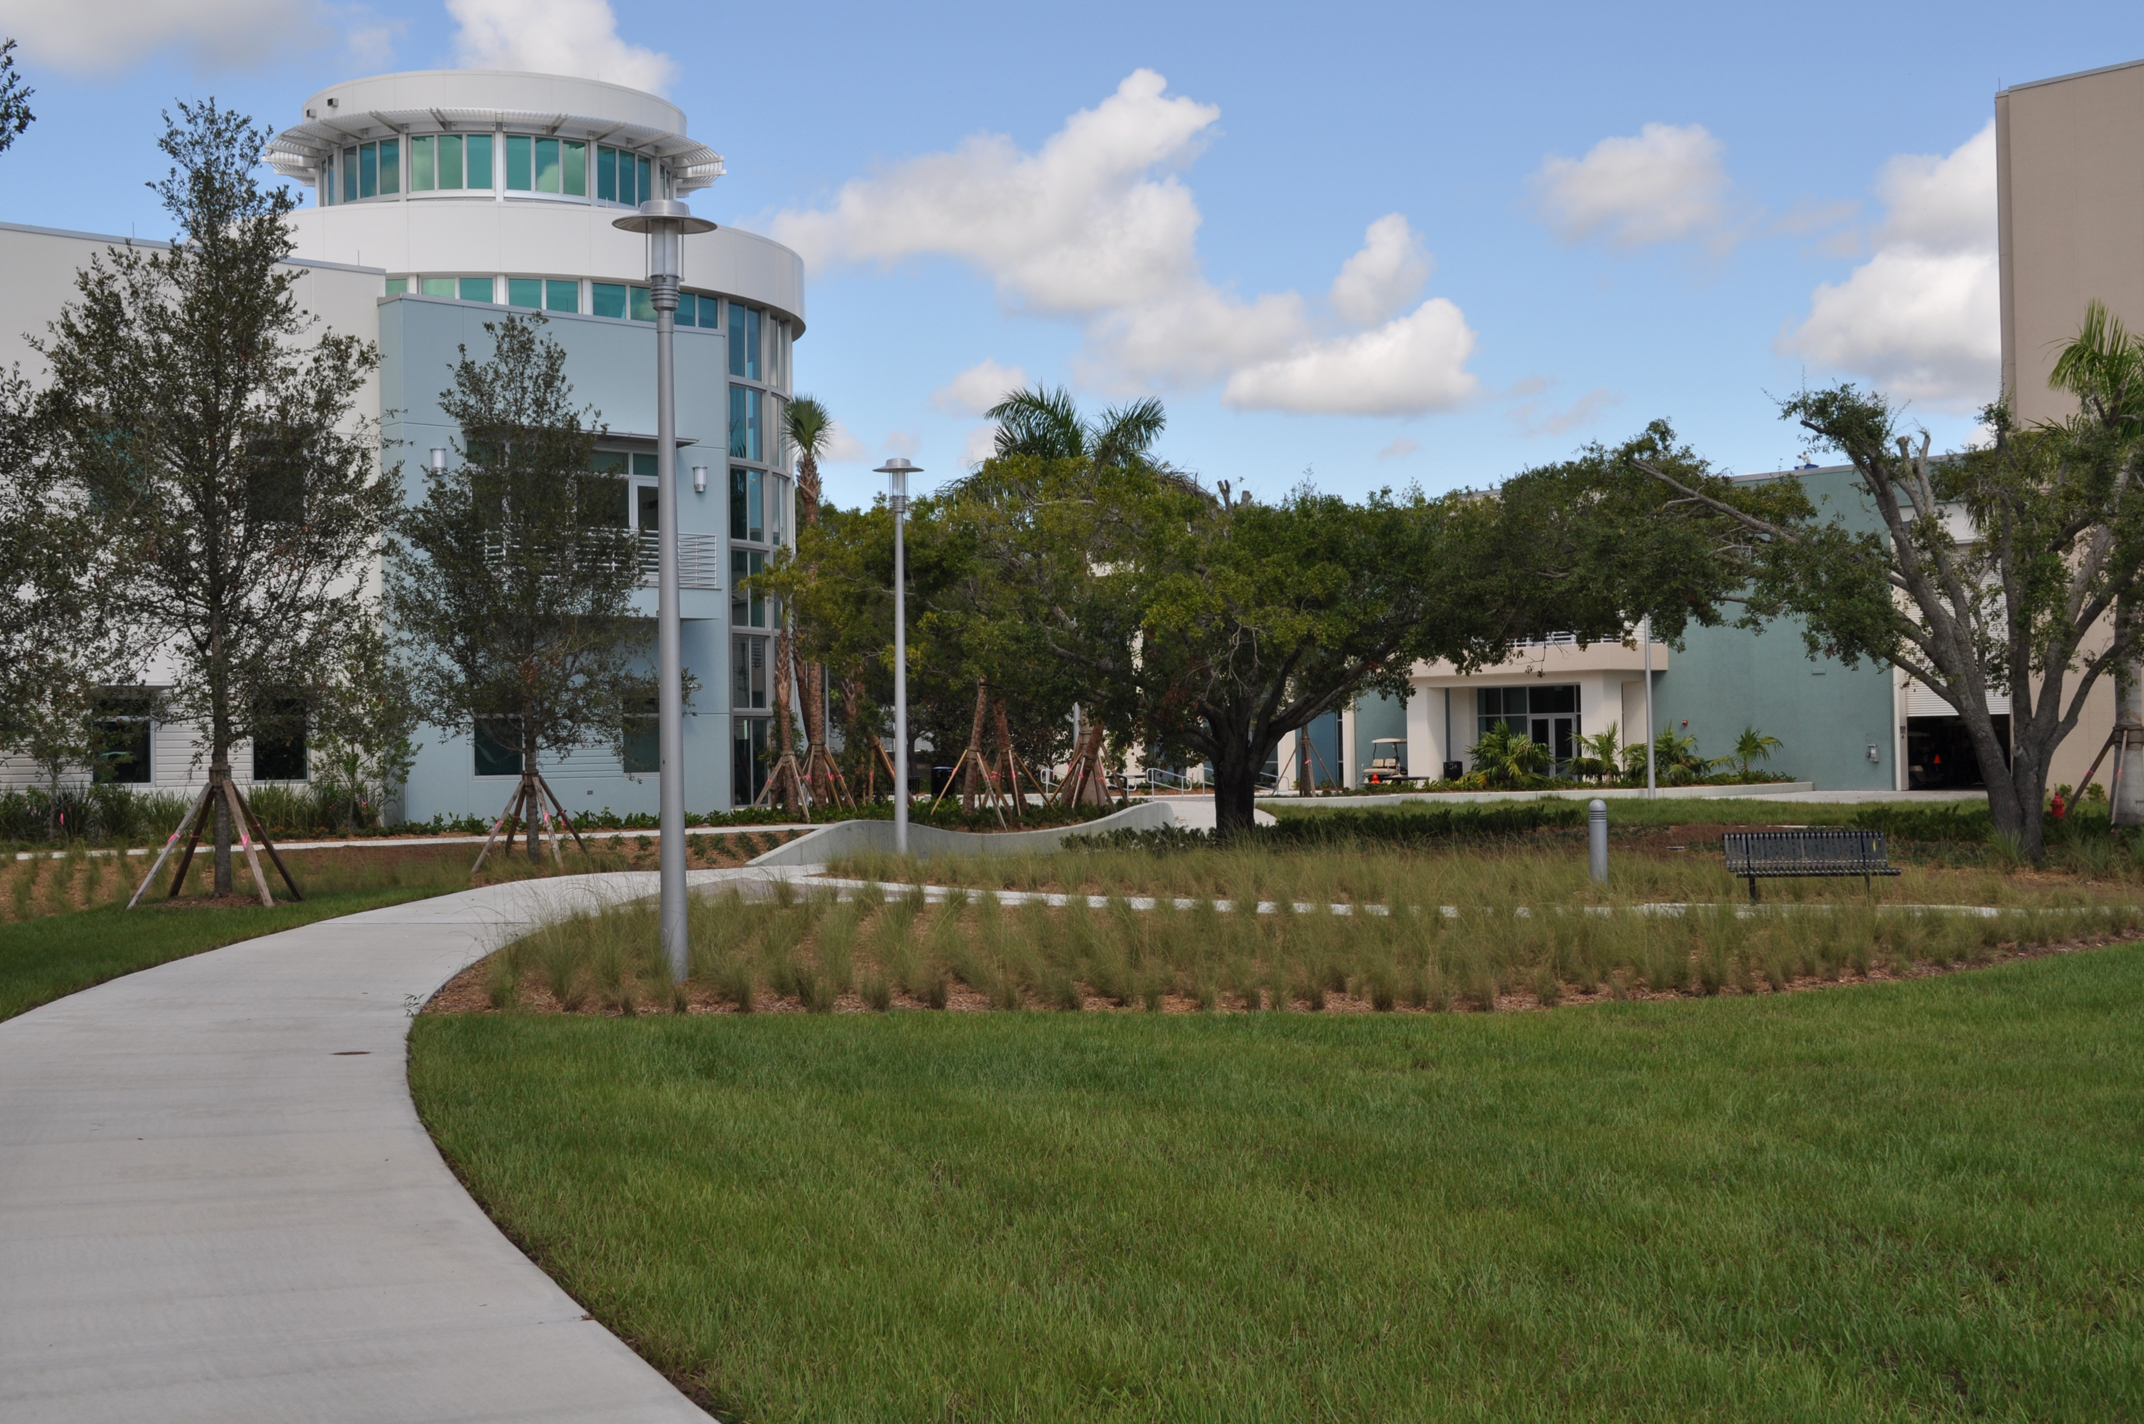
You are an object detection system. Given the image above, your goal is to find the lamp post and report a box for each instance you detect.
[613,198,716,984]
[876,457,919,855]
[1642,613,1656,801]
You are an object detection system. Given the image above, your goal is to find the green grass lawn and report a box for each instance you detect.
[0,885,450,1023]
[411,945,2144,1422]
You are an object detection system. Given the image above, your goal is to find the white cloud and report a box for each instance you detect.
[773,70,1215,314]
[1223,299,1480,417]
[1508,387,1621,437]
[1377,438,1420,462]
[961,425,999,470]
[448,0,674,93]
[774,74,1480,418]
[931,359,1029,416]
[1532,122,1732,248]
[882,430,921,459]
[1330,214,1431,325]
[821,420,869,465]
[0,0,331,74]
[1780,122,1997,407]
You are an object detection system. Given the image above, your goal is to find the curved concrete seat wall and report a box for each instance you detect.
[748,802,1175,866]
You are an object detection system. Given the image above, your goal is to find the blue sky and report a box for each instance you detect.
[1,0,2139,510]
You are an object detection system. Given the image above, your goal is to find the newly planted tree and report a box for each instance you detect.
[387,314,649,864]
[40,103,390,897]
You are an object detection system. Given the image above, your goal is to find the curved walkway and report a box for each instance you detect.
[0,872,740,1423]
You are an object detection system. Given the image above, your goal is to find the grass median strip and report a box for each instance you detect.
[410,944,2144,1421]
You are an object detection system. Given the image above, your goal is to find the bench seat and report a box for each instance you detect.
[1721,829,1901,899]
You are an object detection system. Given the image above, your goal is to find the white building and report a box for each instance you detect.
[0,69,809,821]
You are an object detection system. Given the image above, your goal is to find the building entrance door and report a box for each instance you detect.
[1529,715,1576,765]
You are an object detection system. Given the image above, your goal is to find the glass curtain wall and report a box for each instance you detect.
[726,299,793,806]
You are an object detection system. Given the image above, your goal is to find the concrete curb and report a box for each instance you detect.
[1260,782,1818,809]
[0,873,723,1423]
[746,801,1177,866]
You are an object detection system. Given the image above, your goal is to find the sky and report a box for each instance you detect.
[0,0,2138,511]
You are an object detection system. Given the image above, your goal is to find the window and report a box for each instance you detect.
[502,135,588,195]
[244,432,307,526]
[730,466,764,542]
[732,713,769,805]
[728,304,762,379]
[252,696,308,782]
[596,146,656,207]
[474,717,522,776]
[732,634,769,709]
[1475,685,1579,765]
[766,318,788,391]
[420,277,456,298]
[591,282,627,319]
[93,692,152,785]
[729,385,761,461]
[384,277,408,295]
[408,133,489,191]
[622,694,658,774]
[467,133,494,189]
[731,549,767,628]
[677,293,697,327]
[506,276,583,312]
[340,139,400,201]
[630,286,655,322]
[459,277,495,303]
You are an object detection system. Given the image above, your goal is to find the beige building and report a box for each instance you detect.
[1997,58,2144,795]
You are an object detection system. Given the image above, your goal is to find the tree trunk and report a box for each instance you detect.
[2115,598,2144,828]
[211,762,233,895]
[523,736,542,864]
[961,681,988,814]
[1209,737,1264,841]
[803,661,829,799]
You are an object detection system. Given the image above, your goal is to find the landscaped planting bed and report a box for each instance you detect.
[429,842,2144,1019]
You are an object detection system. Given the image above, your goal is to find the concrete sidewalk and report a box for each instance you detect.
[0,872,725,1423]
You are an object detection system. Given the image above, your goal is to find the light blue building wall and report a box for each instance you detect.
[1352,464,1903,791]
[380,292,765,822]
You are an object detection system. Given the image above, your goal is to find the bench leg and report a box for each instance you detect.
[1747,876,1759,902]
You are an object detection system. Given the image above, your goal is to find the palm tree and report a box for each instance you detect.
[984,386,1166,469]
[1468,721,1551,788]
[1582,723,1622,786]
[784,396,841,805]
[1732,725,1783,779]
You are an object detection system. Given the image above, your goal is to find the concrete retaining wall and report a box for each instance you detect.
[748,801,1176,866]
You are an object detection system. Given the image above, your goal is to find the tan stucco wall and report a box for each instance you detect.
[1997,59,2144,423]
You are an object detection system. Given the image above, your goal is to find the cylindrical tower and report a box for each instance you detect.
[269,70,807,816]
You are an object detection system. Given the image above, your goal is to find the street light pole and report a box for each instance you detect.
[1642,613,1656,801]
[615,199,716,984]
[876,458,919,856]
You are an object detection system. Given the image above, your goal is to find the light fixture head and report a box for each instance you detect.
[691,465,708,494]
[429,447,448,471]
[874,455,920,499]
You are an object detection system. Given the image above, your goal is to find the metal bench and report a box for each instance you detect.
[1721,829,1901,899]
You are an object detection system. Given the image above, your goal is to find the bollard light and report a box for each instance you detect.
[1588,799,1609,884]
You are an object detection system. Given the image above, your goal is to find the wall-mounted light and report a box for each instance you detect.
[429,447,447,472]
[1867,744,1882,763]
[691,464,707,494]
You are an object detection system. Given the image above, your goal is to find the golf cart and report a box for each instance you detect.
[1362,738,1410,786]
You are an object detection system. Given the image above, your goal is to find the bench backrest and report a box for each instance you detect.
[1722,828,1890,874]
